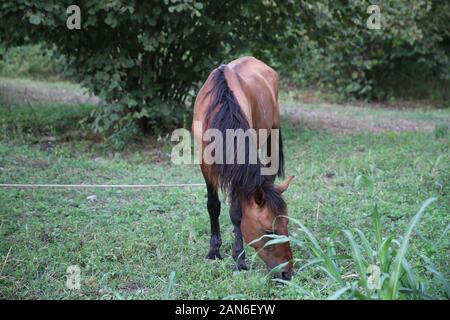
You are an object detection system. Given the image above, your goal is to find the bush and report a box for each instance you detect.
[0,45,64,80]
[289,1,450,101]
[0,1,299,135]
[1,1,448,137]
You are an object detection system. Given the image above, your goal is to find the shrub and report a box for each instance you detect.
[0,1,299,135]
[0,44,64,80]
[289,1,450,101]
[1,0,448,137]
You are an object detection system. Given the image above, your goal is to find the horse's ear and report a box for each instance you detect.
[254,186,266,207]
[275,176,294,194]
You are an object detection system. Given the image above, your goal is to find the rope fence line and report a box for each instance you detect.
[0,183,206,188]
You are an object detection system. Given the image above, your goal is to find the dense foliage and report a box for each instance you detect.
[1,1,448,134]
[0,44,63,80]
[0,0,299,135]
[291,0,450,101]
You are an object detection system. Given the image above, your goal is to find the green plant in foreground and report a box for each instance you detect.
[260,197,448,299]
[164,271,176,300]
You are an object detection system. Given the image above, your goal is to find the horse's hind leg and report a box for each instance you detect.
[206,184,222,259]
[229,197,248,270]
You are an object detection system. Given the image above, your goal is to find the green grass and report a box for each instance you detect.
[0,77,81,91]
[0,103,93,135]
[280,98,450,124]
[0,101,448,299]
[0,45,64,81]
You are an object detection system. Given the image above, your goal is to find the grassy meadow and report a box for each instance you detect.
[0,92,449,299]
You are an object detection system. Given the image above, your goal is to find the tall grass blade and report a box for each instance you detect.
[247,234,283,247]
[372,204,382,248]
[265,261,290,280]
[421,255,450,299]
[263,236,290,247]
[343,230,367,286]
[434,223,450,249]
[289,217,343,284]
[352,287,372,300]
[294,257,325,272]
[388,197,437,299]
[401,258,418,296]
[246,234,290,270]
[355,228,374,264]
[326,237,337,258]
[327,285,351,300]
[378,234,394,272]
[288,217,322,251]
[164,271,176,300]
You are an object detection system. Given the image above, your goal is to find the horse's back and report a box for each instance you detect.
[228,57,280,130]
[193,56,279,134]
[228,56,278,100]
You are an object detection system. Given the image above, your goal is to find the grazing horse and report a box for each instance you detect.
[192,56,294,280]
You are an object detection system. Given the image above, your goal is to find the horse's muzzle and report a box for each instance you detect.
[275,269,293,281]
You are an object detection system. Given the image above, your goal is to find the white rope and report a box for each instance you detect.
[0,183,205,188]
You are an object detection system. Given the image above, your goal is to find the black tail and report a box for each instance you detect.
[205,64,285,206]
[205,65,261,200]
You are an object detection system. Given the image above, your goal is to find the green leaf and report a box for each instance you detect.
[388,197,437,299]
[421,255,450,299]
[265,261,290,280]
[29,14,42,25]
[378,234,395,272]
[327,286,351,300]
[355,228,374,264]
[163,271,176,300]
[127,98,138,108]
[372,205,382,249]
[343,230,367,286]
[288,217,343,285]
[193,2,204,10]
[264,236,290,247]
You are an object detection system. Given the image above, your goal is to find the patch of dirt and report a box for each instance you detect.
[118,281,148,294]
[0,78,442,134]
[0,79,100,105]
[282,105,436,135]
[286,86,443,110]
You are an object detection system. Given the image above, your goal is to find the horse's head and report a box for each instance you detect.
[240,176,294,280]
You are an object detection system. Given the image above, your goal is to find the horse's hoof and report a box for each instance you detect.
[206,251,223,260]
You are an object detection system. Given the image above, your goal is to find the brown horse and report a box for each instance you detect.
[192,56,294,280]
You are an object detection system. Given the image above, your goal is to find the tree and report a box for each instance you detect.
[0,0,300,136]
[2,0,447,137]
[290,0,450,101]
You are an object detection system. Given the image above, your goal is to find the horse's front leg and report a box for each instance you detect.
[229,197,248,271]
[206,184,222,259]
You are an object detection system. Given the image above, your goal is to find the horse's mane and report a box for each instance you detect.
[204,64,286,214]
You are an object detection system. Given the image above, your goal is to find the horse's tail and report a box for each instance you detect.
[205,64,260,199]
